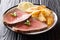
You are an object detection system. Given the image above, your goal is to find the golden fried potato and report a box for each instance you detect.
[26,5,54,27]
[40,8,52,17]
[38,13,46,22]
[31,10,40,18]
[47,14,54,26]
[26,5,47,13]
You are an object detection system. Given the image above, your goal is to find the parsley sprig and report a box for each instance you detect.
[11,12,17,17]
[24,20,30,26]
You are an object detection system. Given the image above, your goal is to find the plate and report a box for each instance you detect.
[3,5,58,35]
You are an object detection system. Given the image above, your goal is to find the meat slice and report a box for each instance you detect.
[12,18,47,32]
[3,8,31,24]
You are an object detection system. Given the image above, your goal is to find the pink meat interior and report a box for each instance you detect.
[3,8,31,24]
[12,18,47,31]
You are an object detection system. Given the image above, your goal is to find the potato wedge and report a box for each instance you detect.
[47,14,54,26]
[40,8,52,17]
[38,13,46,22]
[31,10,40,18]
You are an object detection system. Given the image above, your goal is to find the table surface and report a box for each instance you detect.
[0,0,60,40]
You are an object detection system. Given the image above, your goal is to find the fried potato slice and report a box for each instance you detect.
[31,10,40,18]
[38,13,46,22]
[26,5,47,13]
[26,5,54,26]
[39,8,52,17]
[47,14,54,26]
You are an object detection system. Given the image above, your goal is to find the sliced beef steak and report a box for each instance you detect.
[12,18,47,32]
[3,8,31,24]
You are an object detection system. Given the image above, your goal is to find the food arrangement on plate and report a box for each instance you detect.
[3,2,58,34]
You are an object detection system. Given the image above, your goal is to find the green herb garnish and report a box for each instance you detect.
[11,12,17,17]
[24,20,30,26]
